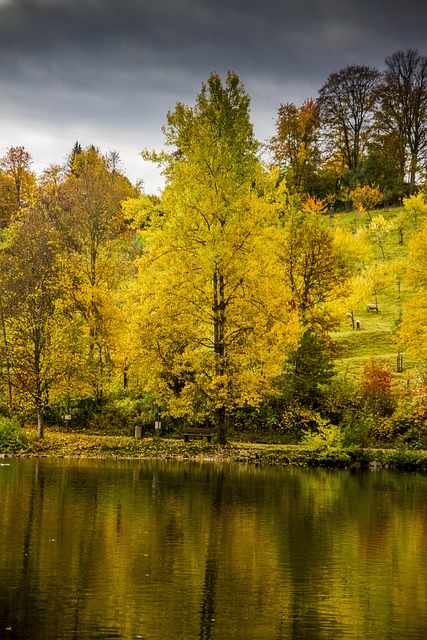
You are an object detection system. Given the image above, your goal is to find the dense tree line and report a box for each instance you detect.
[269,48,427,206]
[1,58,427,446]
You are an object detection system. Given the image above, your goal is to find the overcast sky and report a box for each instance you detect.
[1,0,427,193]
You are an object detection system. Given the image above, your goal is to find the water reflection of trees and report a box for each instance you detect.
[1,462,427,638]
[199,468,225,639]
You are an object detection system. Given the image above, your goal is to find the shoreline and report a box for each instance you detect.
[2,431,427,472]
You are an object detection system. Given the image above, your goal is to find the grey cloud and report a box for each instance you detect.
[2,1,427,91]
[1,0,427,190]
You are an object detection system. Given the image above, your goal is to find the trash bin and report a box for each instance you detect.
[134,425,143,439]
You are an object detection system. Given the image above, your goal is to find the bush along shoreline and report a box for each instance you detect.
[1,423,427,472]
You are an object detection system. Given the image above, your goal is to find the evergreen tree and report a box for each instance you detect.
[278,329,335,407]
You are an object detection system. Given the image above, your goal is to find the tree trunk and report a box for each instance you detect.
[215,405,227,444]
[409,153,417,195]
[213,267,227,444]
[36,404,44,439]
[0,305,13,412]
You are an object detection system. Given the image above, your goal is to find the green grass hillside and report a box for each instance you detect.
[332,206,421,382]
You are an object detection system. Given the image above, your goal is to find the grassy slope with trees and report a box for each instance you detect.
[3,54,427,465]
[2,197,427,469]
[334,206,412,379]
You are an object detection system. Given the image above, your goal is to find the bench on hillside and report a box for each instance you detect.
[182,427,215,443]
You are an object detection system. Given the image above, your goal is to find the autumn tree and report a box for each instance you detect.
[402,192,427,228]
[397,218,427,362]
[326,225,372,327]
[0,207,63,438]
[273,208,352,402]
[318,65,380,179]
[363,132,406,204]
[360,358,396,417]
[269,99,321,193]
[302,194,328,214]
[58,146,138,405]
[277,208,352,331]
[350,184,383,219]
[0,146,35,222]
[0,172,17,226]
[363,261,394,312]
[377,49,427,194]
[132,73,299,442]
[369,215,396,259]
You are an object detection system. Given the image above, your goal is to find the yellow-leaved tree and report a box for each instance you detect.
[0,146,36,222]
[397,218,427,362]
[56,146,139,406]
[0,206,64,438]
[350,184,383,220]
[273,205,354,405]
[125,73,300,442]
[369,214,396,259]
[403,192,427,229]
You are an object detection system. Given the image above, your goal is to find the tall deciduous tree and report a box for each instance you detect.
[377,49,427,194]
[0,146,35,221]
[269,99,321,194]
[270,208,351,405]
[0,173,18,226]
[277,209,352,332]
[363,131,406,203]
[0,207,63,438]
[273,208,352,400]
[318,65,380,176]
[59,146,138,405]
[133,73,299,442]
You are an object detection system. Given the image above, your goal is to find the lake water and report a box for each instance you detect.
[1,458,427,639]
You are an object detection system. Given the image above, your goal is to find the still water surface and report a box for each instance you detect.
[1,458,427,639]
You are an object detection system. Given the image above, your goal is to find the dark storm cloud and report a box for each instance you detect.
[1,0,427,189]
[2,0,425,76]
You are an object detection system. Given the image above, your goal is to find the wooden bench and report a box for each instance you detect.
[182,427,215,442]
